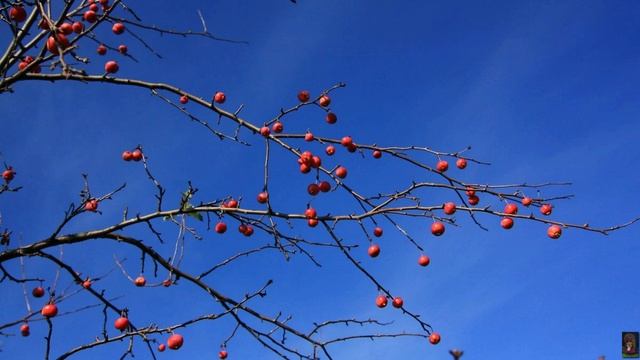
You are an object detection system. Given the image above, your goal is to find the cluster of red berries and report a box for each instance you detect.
[31,0,126,74]
[435,158,467,173]
[122,148,143,162]
[374,294,440,344]
[297,150,322,174]
[305,207,318,227]
[369,226,429,263]
[176,91,223,107]
[297,89,330,107]
[213,198,256,236]
[156,334,228,358]
[18,286,59,336]
[465,186,479,205]
[375,295,403,309]
[18,56,41,73]
[442,195,561,238]
[340,135,357,153]
[307,181,332,196]
[267,91,338,135]
[130,275,232,356]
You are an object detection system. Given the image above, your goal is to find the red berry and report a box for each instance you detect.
[41,303,58,318]
[158,344,166,352]
[59,23,73,35]
[340,136,353,147]
[326,112,337,124]
[547,225,562,239]
[114,317,129,331]
[243,225,254,236]
[84,199,98,212]
[272,121,283,133]
[368,244,380,258]
[318,95,331,107]
[162,279,172,287]
[431,222,445,236]
[310,156,322,169]
[131,149,142,161]
[82,279,92,289]
[392,297,403,308]
[105,60,119,73]
[9,6,27,22]
[500,217,514,229]
[456,158,467,169]
[134,276,146,287]
[225,199,238,208]
[260,126,270,137]
[257,191,269,204]
[375,295,388,308]
[89,3,99,11]
[46,34,69,54]
[22,58,39,73]
[307,183,320,196]
[39,18,49,30]
[304,132,314,142]
[112,22,125,35]
[300,163,311,173]
[2,168,15,182]
[97,44,107,55]
[443,202,456,215]
[219,350,228,359]
[522,197,533,207]
[300,151,313,164]
[118,45,128,54]
[335,166,347,179]
[540,204,553,216]
[429,332,441,345]
[32,287,45,298]
[307,218,318,227]
[22,59,39,72]
[167,334,184,350]
[325,145,335,156]
[319,181,331,193]
[72,21,84,33]
[215,222,227,234]
[468,195,479,205]
[504,203,518,215]
[372,150,382,159]
[373,227,383,237]
[297,90,310,102]
[214,91,226,104]
[179,95,188,104]
[465,186,476,196]
[418,255,430,267]
[347,143,357,153]
[305,208,317,219]
[238,224,247,234]
[83,10,97,23]
[20,323,30,337]
[436,160,448,172]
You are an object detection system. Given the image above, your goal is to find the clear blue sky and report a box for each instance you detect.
[1,1,639,359]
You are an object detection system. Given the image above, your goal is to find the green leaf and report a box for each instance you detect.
[187,211,204,222]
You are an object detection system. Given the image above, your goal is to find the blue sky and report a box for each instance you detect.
[1,0,639,359]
